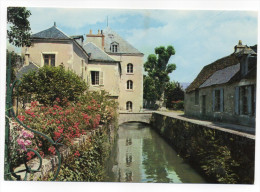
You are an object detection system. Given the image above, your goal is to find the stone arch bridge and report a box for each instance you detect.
[118,112,153,125]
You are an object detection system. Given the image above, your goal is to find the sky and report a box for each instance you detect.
[16,7,258,84]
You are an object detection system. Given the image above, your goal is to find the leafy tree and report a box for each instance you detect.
[7,7,32,47]
[6,50,24,82]
[165,81,184,109]
[144,46,176,109]
[143,75,158,108]
[18,66,88,106]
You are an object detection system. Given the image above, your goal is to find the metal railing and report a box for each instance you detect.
[5,53,62,181]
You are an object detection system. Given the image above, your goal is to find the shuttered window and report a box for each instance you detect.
[236,85,255,115]
[212,88,224,112]
[90,71,103,85]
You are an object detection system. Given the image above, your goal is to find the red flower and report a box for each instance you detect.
[74,151,80,157]
[27,151,35,160]
[48,146,56,155]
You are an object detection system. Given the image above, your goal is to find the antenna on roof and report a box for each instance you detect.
[107,16,108,27]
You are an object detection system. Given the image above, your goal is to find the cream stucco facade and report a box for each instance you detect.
[21,24,144,112]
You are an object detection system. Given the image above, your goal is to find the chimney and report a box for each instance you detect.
[86,29,105,50]
[234,40,246,53]
[54,22,56,27]
[24,48,30,66]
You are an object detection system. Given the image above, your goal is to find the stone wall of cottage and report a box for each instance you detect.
[184,80,256,127]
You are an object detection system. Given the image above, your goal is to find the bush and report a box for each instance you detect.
[171,100,184,110]
[13,90,117,163]
[18,65,88,106]
[50,131,109,181]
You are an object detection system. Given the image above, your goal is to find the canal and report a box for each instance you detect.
[105,122,206,183]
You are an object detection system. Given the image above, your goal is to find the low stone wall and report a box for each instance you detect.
[13,124,116,181]
[118,112,152,125]
[150,112,255,184]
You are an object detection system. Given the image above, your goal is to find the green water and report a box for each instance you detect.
[105,122,206,183]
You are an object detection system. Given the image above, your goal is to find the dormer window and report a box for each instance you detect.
[110,42,119,53]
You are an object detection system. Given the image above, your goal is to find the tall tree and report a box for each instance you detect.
[144,45,176,109]
[7,7,32,47]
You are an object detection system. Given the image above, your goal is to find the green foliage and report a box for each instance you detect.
[165,81,184,109]
[152,114,255,184]
[18,66,88,106]
[50,131,109,181]
[144,45,176,107]
[6,50,24,82]
[143,75,158,103]
[7,7,32,47]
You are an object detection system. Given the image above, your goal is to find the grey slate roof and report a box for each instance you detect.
[199,63,240,88]
[83,42,117,62]
[16,62,39,80]
[103,27,142,54]
[31,25,70,39]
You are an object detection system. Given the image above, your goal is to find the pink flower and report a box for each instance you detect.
[17,138,25,145]
[24,140,32,146]
[22,130,34,139]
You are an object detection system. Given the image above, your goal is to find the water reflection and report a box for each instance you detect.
[105,122,206,183]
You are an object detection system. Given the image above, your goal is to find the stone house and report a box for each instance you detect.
[19,23,144,112]
[184,41,257,127]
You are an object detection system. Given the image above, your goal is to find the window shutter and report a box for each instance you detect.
[235,86,239,115]
[88,71,91,85]
[212,90,215,112]
[247,86,252,114]
[220,88,224,112]
[99,71,104,85]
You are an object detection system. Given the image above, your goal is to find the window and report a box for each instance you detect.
[213,88,224,112]
[236,85,255,115]
[110,42,119,53]
[126,101,132,111]
[125,171,133,182]
[127,63,133,73]
[126,153,132,167]
[127,80,133,90]
[43,54,55,66]
[112,44,118,52]
[91,71,99,85]
[126,138,132,146]
[195,89,199,105]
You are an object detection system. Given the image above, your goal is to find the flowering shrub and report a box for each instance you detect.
[15,90,117,159]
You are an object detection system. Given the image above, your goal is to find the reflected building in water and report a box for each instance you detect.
[115,123,152,182]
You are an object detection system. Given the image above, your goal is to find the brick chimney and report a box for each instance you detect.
[86,29,105,50]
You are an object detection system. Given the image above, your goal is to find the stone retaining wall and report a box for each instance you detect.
[13,124,115,181]
[150,112,255,184]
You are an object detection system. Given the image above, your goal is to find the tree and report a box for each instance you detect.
[144,45,176,109]
[18,66,88,106]
[165,81,184,109]
[7,7,32,47]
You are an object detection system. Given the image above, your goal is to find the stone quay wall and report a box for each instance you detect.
[150,112,255,184]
